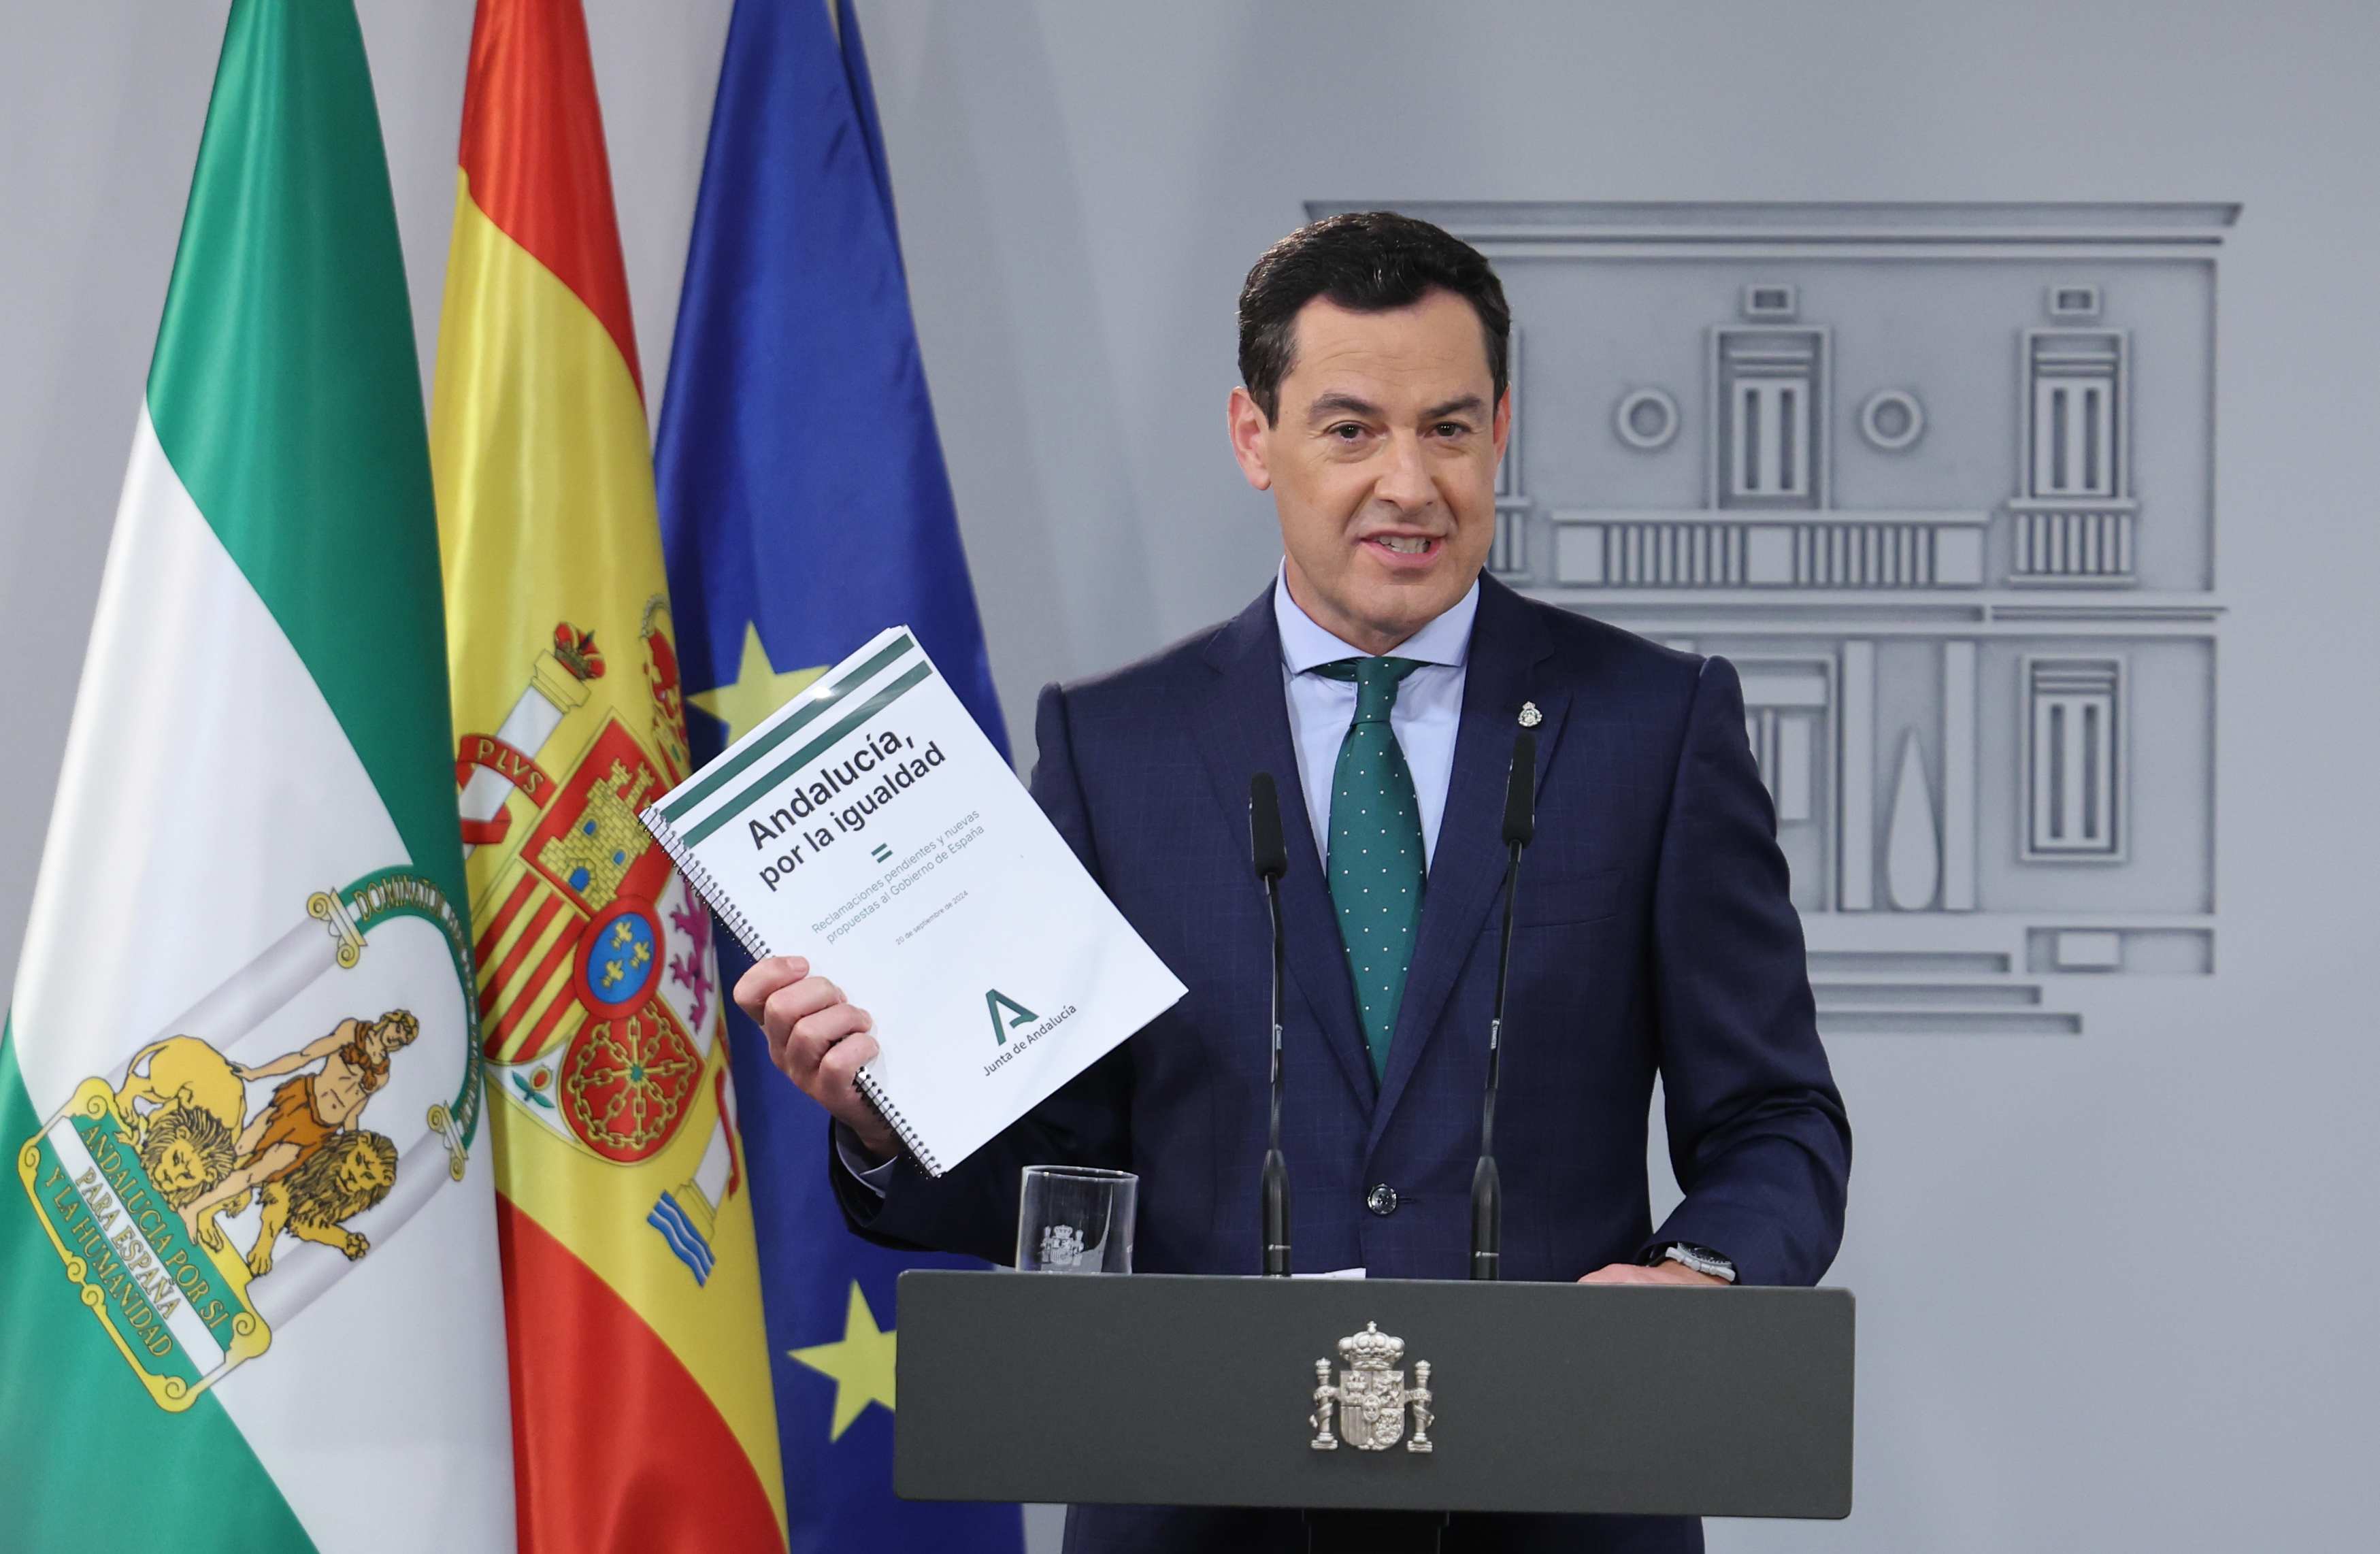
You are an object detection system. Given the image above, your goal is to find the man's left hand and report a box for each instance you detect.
[1579,1261,1727,1287]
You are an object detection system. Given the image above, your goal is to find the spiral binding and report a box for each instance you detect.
[638,804,944,1177]
[852,1070,943,1177]
[640,806,772,964]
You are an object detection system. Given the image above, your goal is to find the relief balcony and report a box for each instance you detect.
[2004,499,2138,586]
[1548,510,1990,589]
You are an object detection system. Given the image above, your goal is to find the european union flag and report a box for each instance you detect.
[656,2,1019,1551]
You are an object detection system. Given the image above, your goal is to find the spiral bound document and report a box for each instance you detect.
[641,627,1185,1176]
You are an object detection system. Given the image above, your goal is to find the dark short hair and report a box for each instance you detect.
[1236,211,1511,424]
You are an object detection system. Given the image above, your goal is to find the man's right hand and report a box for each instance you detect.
[733,955,899,1162]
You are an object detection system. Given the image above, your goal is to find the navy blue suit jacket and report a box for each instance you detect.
[833,576,1849,1551]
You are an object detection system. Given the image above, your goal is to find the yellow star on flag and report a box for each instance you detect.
[789,1280,897,1440]
[689,621,828,744]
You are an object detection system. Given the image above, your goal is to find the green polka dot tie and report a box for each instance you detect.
[1312,656,1426,1080]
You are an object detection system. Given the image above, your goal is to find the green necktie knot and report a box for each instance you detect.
[1313,656,1423,725]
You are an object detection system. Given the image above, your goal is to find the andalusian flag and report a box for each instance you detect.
[431,0,786,1547]
[0,2,514,1550]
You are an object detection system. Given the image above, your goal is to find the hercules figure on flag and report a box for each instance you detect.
[118,1013,416,1258]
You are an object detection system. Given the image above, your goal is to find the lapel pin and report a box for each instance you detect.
[1517,701,1542,727]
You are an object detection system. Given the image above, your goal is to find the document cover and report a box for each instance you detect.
[642,627,1184,1174]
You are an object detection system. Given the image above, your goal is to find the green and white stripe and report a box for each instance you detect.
[0,3,512,1549]
[657,628,932,844]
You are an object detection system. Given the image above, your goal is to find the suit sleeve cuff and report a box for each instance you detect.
[834,1125,899,1197]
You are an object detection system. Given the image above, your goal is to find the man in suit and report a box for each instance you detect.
[738,212,1851,1553]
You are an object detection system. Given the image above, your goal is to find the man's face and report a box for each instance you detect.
[1229,289,1508,654]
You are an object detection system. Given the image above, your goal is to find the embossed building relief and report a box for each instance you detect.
[1313,201,2230,1035]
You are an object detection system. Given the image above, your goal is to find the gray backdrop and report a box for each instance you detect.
[3,3,2375,1551]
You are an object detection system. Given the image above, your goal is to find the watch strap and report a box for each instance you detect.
[1647,1240,1737,1283]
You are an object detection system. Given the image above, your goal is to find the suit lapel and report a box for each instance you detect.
[1190,589,1378,1108]
[1369,577,1568,1148]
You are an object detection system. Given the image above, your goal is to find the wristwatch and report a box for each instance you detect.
[1645,1241,1737,1283]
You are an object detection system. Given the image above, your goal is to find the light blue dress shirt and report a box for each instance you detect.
[1274,566,1477,867]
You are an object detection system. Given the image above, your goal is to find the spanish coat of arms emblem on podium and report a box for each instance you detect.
[1310,1321,1434,1452]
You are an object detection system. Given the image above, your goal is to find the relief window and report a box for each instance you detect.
[2026,658,2121,859]
[1738,660,1834,913]
[1716,329,1825,510]
[1490,327,1527,576]
[1495,326,1522,500]
[2026,332,2125,501]
[1746,706,1819,823]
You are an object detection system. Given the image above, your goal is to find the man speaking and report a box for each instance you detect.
[738,212,1851,1553]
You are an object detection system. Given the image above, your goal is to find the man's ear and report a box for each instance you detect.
[1492,386,1514,465]
[1227,385,1274,492]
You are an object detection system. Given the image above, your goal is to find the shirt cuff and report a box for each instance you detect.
[835,1127,899,1197]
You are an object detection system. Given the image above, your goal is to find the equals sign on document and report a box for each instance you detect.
[872,844,893,863]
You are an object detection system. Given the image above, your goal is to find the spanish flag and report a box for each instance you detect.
[430,1,785,1548]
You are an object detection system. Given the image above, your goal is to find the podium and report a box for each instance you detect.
[894,1270,1852,1541]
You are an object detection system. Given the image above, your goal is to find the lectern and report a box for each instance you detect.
[895,1270,1853,1549]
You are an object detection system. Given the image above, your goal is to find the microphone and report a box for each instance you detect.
[1250,771,1289,882]
[1250,774,1292,1276]
[1472,729,1536,1280]
[1502,728,1538,849]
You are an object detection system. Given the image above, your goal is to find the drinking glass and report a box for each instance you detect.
[1015,1166,1136,1273]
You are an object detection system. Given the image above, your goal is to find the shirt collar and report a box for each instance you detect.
[1273,561,1479,675]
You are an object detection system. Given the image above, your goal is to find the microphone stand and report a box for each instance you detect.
[1250,774,1293,1276]
[1472,730,1536,1281]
